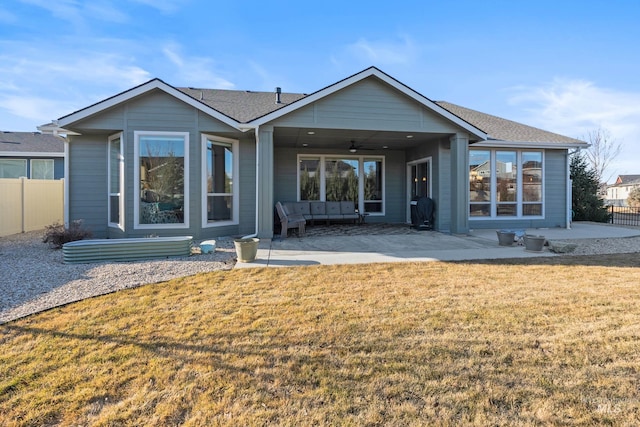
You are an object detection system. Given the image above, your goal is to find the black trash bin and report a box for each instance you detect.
[410,196,434,230]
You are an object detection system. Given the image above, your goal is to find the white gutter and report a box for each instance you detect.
[473,140,589,150]
[242,126,260,239]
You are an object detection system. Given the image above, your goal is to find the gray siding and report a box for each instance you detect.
[543,150,568,227]
[271,77,462,135]
[238,138,257,236]
[68,134,109,237]
[382,150,406,223]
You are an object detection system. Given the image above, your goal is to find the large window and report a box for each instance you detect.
[134,131,188,228]
[202,135,238,226]
[469,149,543,218]
[298,155,385,215]
[0,159,27,178]
[31,159,54,179]
[108,133,124,229]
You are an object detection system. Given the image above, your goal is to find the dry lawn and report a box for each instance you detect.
[1,254,640,426]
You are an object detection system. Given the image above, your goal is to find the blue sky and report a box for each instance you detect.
[1,0,639,182]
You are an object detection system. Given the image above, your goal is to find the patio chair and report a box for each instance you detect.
[275,202,306,239]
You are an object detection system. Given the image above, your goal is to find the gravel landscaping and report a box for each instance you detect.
[1,228,640,324]
[0,231,236,324]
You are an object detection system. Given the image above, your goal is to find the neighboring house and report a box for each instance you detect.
[57,66,587,239]
[0,131,65,179]
[606,175,640,206]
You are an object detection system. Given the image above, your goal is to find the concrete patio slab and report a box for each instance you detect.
[234,222,640,269]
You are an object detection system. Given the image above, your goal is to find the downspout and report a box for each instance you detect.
[63,138,70,228]
[242,126,260,239]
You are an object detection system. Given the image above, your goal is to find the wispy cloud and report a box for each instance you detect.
[508,78,640,178]
[345,35,420,66]
[131,0,186,14]
[162,43,234,89]
[0,40,152,128]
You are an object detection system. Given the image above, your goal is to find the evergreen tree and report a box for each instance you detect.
[570,153,610,222]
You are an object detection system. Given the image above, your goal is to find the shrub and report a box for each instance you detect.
[43,220,92,249]
[627,186,640,208]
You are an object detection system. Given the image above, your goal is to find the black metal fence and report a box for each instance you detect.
[609,206,640,227]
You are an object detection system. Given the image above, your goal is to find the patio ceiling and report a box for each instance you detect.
[273,127,450,151]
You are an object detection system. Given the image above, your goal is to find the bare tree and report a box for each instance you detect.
[583,127,622,185]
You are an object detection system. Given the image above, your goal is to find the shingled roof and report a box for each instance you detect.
[177,87,307,123]
[176,86,584,145]
[435,101,585,144]
[0,131,64,154]
[613,175,640,186]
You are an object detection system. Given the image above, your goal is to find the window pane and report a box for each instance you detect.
[411,162,429,199]
[31,159,54,179]
[523,204,542,216]
[207,195,232,221]
[110,195,120,224]
[139,136,184,224]
[299,158,320,201]
[497,204,517,216]
[206,141,233,194]
[470,204,490,216]
[325,158,359,203]
[0,159,27,178]
[364,159,382,213]
[109,138,120,193]
[496,151,517,203]
[470,151,490,203]
[523,152,542,202]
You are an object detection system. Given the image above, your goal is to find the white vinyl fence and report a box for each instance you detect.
[0,178,64,237]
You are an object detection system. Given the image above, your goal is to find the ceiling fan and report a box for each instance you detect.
[348,140,375,153]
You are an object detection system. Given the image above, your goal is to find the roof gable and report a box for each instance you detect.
[58,79,241,130]
[249,67,488,139]
[615,175,640,185]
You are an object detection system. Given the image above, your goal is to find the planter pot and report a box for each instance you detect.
[234,238,259,262]
[496,230,516,246]
[523,235,546,252]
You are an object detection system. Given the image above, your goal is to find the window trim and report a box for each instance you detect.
[469,149,545,220]
[133,131,189,230]
[296,154,385,216]
[108,133,125,230]
[201,134,239,228]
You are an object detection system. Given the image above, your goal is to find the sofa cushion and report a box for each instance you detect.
[294,202,311,216]
[340,201,359,220]
[326,201,342,218]
[310,201,326,216]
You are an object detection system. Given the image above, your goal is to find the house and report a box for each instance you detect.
[0,131,65,179]
[606,175,640,206]
[57,67,587,239]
